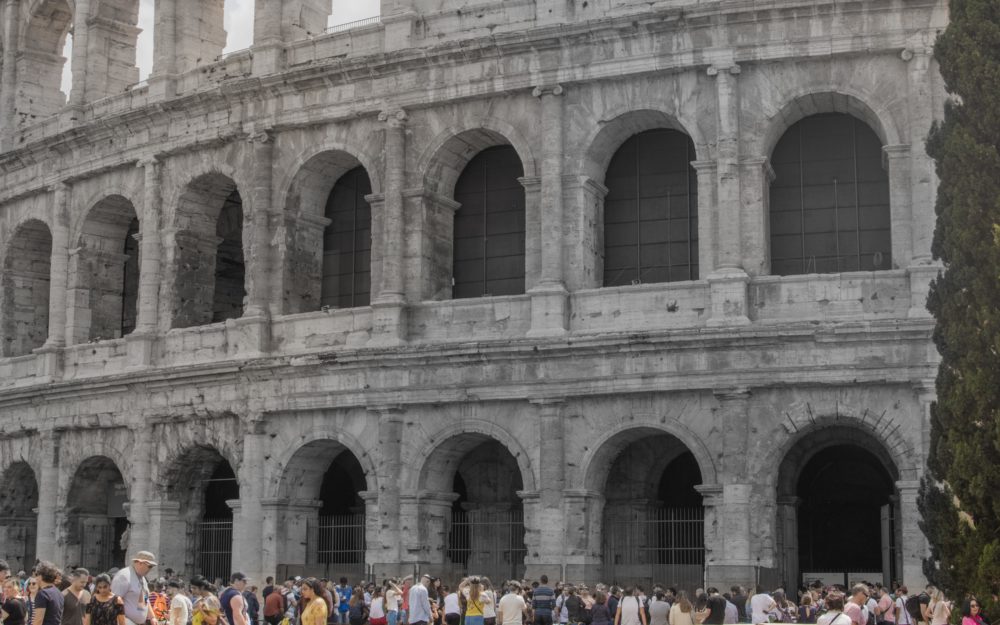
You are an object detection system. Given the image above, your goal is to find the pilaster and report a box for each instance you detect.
[232,419,267,582]
[35,430,61,563]
[126,426,155,554]
[895,480,927,589]
[370,406,404,569]
[0,0,20,146]
[67,0,93,114]
[884,144,915,268]
[903,47,938,265]
[35,183,71,379]
[127,157,163,367]
[528,398,566,575]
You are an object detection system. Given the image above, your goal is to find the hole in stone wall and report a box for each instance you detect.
[2,220,52,357]
[212,191,247,323]
[0,462,38,572]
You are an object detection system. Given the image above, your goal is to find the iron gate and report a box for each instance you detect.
[79,522,118,574]
[306,513,367,579]
[197,518,233,583]
[448,508,526,583]
[603,507,705,592]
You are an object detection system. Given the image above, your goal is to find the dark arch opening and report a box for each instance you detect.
[769,113,891,276]
[66,456,128,573]
[213,191,247,323]
[2,220,52,357]
[322,166,372,309]
[0,462,39,572]
[604,129,699,286]
[602,434,704,591]
[453,145,526,299]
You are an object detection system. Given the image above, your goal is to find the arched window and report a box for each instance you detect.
[770,113,891,275]
[453,145,526,299]
[603,130,698,286]
[322,166,372,308]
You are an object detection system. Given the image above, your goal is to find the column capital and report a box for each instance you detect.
[895,480,921,493]
[694,483,723,502]
[137,155,161,169]
[378,108,408,127]
[368,404,405,419]
[247,128,275,144]
[883,144,912,159]
[740,156,776,182]
[900,47,932,62]
[707,64,741,77]
[532,84,564,98]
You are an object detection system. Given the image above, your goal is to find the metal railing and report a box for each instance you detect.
[325,16,382,35]
[448,508,527,583]
[197,518,234,583]
[313,513,366,565]
[79,522,118,574]
[602,506,705,592]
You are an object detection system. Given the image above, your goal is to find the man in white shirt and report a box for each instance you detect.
[111,551,157,625]
[166,580,192,625]
[497,584,527,625]
[749,588,776,625]
[408,575,433,625]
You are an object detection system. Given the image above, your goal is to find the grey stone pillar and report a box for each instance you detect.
[371,406,404,571]
[36,184,70,379]
[370,110,408,347]
[528,85,569,337]
[707,64,750,325]
[562,176,608,290]
[233,423,267,582]
[691,160,719,277]
[68,0,92,111]
[148,0,177,99]
[775,495,801,590]
[738,157,775,276]
[895,480,927,588]
[526,399,565,578]
[883,144,915,267]
[0,0,20,143]
[147,499,184,573]
[35,431,61,562]
[127,157,163,365]
[562,489,603,583]
[904,47,938,265]
[127,426,155,554]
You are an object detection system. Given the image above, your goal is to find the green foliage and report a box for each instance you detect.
[921,0,1000,605]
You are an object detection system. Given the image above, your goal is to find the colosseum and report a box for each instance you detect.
[0,0,945,592]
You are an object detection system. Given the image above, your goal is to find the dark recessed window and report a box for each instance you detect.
[322,166,372,308]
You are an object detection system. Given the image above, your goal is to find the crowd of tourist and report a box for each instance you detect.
[0,554,990,625]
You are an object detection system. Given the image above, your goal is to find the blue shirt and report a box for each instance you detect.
[532,587,555,618]
[338,587,352,613]
[408,585,431,624]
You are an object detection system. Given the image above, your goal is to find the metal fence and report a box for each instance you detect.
[315,514,366,565]
[448,508,527,583]
[79,523,118,574]
[603,507,705,592]
[325,16,382,35]
[197,518,234,583]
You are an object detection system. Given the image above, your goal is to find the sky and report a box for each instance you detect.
[61,0,381,95]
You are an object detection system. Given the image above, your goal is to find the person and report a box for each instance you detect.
[442,587,460,625]
[336,580,352,625]
[459,578,490,625]
[927,590,949,625]
[82,575,124,625]
[61,569,91,625]
[844,586,868,625]
[565,589,585,625]
[165,581,190,625]
[221,574,250,625]
[111,552,156,625]
[748,589,774,625]
[894,587,912,625]
[244,586,260,625]
[0,563,9,605]
[408,575,432,625]
[347,587,367,625]
[612,588,645,625]
[727,589,747,625]
[875,588,894,625]
[2,579,27,625]
[498,584,527,625]
[263,581,275,604]
[264,582,285,625]
[589,593,610,625]
[532,578,555,625]
[32,562,64,625]
[961,601,986,625]
[386,581,403,625]
[648,593,668,625]
[301,580,329,625]
[818,595,851,625]
[668,592,694,625]
[916,589,932,625]
[481,580,497,625]
[798,595,818,624]
[25,579,39,625]
[369,588,387,625]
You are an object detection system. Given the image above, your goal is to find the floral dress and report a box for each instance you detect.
[86,595,125,625]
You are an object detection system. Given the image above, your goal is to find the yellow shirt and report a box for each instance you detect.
[303,598,329,625]
[465,595,487,617]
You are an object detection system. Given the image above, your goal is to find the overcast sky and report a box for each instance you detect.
[62,0,381,94]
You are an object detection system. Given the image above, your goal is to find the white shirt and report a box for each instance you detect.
[819,613,853,625]
[483,591,497,619]
[171,594,193,625]
[386,590,400,613]
[444,594,461,616]
[750,594,775,625]
[896,598,912,625]
[619,596,642,625]
[408,584,432,624]
[370,598,386,620]
[725,601,738,624]
[111,566,150,625]
[498,594,526,625]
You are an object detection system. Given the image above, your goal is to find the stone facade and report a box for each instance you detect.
[0,0,944,592]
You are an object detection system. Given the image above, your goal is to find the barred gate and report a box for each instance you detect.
[79,523,118,574]
[602,507,705,592]
[198,518,233,582]
[306,514,367,580]
[448,508,526,583]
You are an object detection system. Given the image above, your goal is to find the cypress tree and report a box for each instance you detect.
[921,0,1000,603]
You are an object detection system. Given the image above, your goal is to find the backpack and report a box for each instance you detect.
[904,596,923,624]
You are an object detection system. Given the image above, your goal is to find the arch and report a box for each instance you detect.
[279,144,382,213]
[268,430,377,500]
[17,0,73,123]
[64,455,129,573]
[411,421,537,493]
[1,219,52,357]
[69,195,141,342]
[418,120,538,198]
[580,422,718,493]
[580,109,704,185]
[756,90,899,160]
[0,461,39,573]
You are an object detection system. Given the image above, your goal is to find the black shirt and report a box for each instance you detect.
[703,597,727,625]
[3,597,27,625]
[35,587,63,625]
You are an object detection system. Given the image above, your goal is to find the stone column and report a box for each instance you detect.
[775,495,801,590]
[707,64,750,325]
[914,381,936,468]
[0,0,20,144]
[127,157,163,366]
[562,489,603,583]
[739,157,775,276]
[371,406,404,572]
[528,85,569,337]
[883,145,915,268]
[691,160,719,277]
[526,399,565,578]
[232,423,267,582]
[562,176,608,290]
[127,426,155,554]
[35,431,61,562]
[252,0,285,74]
[147,499,184,573]
[148,0,177,99]
[895,480,927,588]
[68,0,92,112]
[36,184,70,379]
[369,110,408,347]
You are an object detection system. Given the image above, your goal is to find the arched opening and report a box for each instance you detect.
[69,196,140,343]
[603,129,699,286]
[322,167,372,309]
[18,0,72,124]
[0,462,39,573]
[164,446,239,583]
[171,174,246,328]
[65,456,128,573]
[769,113,892,275]
[2,220,52,357]
[598,431,705,591]
[776,426,899,588]
[453,146,526,299]
[276,440,368,578]
[421,434,527,582]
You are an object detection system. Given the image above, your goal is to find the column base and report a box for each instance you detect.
[706,268,752,327]
[705,563,760,590]
[125,332,157,369]
[907,262,941,319]
[33,344,63,381]
[227,315,272,357]
[368,297,408,347]
[527,284,569,338]
[146,74,177,100]
[251,41,286,75]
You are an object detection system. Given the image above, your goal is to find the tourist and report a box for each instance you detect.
[111,552,155,625]
[336,580,352,625]
[726,589,746,624]
[895,587,912,625]
[798,595,818,624]
[748,588,774,625]
[875,587,894,625]
[263,580,275,604]
[60,569,90,625]
[532,577,555,625]
[961,601,986,625]
[565,588,585,625]
[385,581,403,625]
[459,578,491,625]
[916,589,933,625]
[927,590,950,625]
[32,562,64,625]
[843,587,869,625]
[300,580,328,625]
[0,563,9,605]
[818,595,851,625]
[221,574,250,625]
[482,580,498,625]
[668,592,693,625]
[25,579,39,625]
[408,575,432,625]
[2,579,26,625]
[589,593,610,625]
[264,581,285,625]
[165,581,190,625]
[648,593,669,625]
[245,586,260,625]
[82,575,124,625]
[369,588,387,625]
[613,588,646,625]
[498,583,527,625]
[347,587,367,625]
[442,586,460,625]
[700,591,725,625]
[191,579,223,625]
